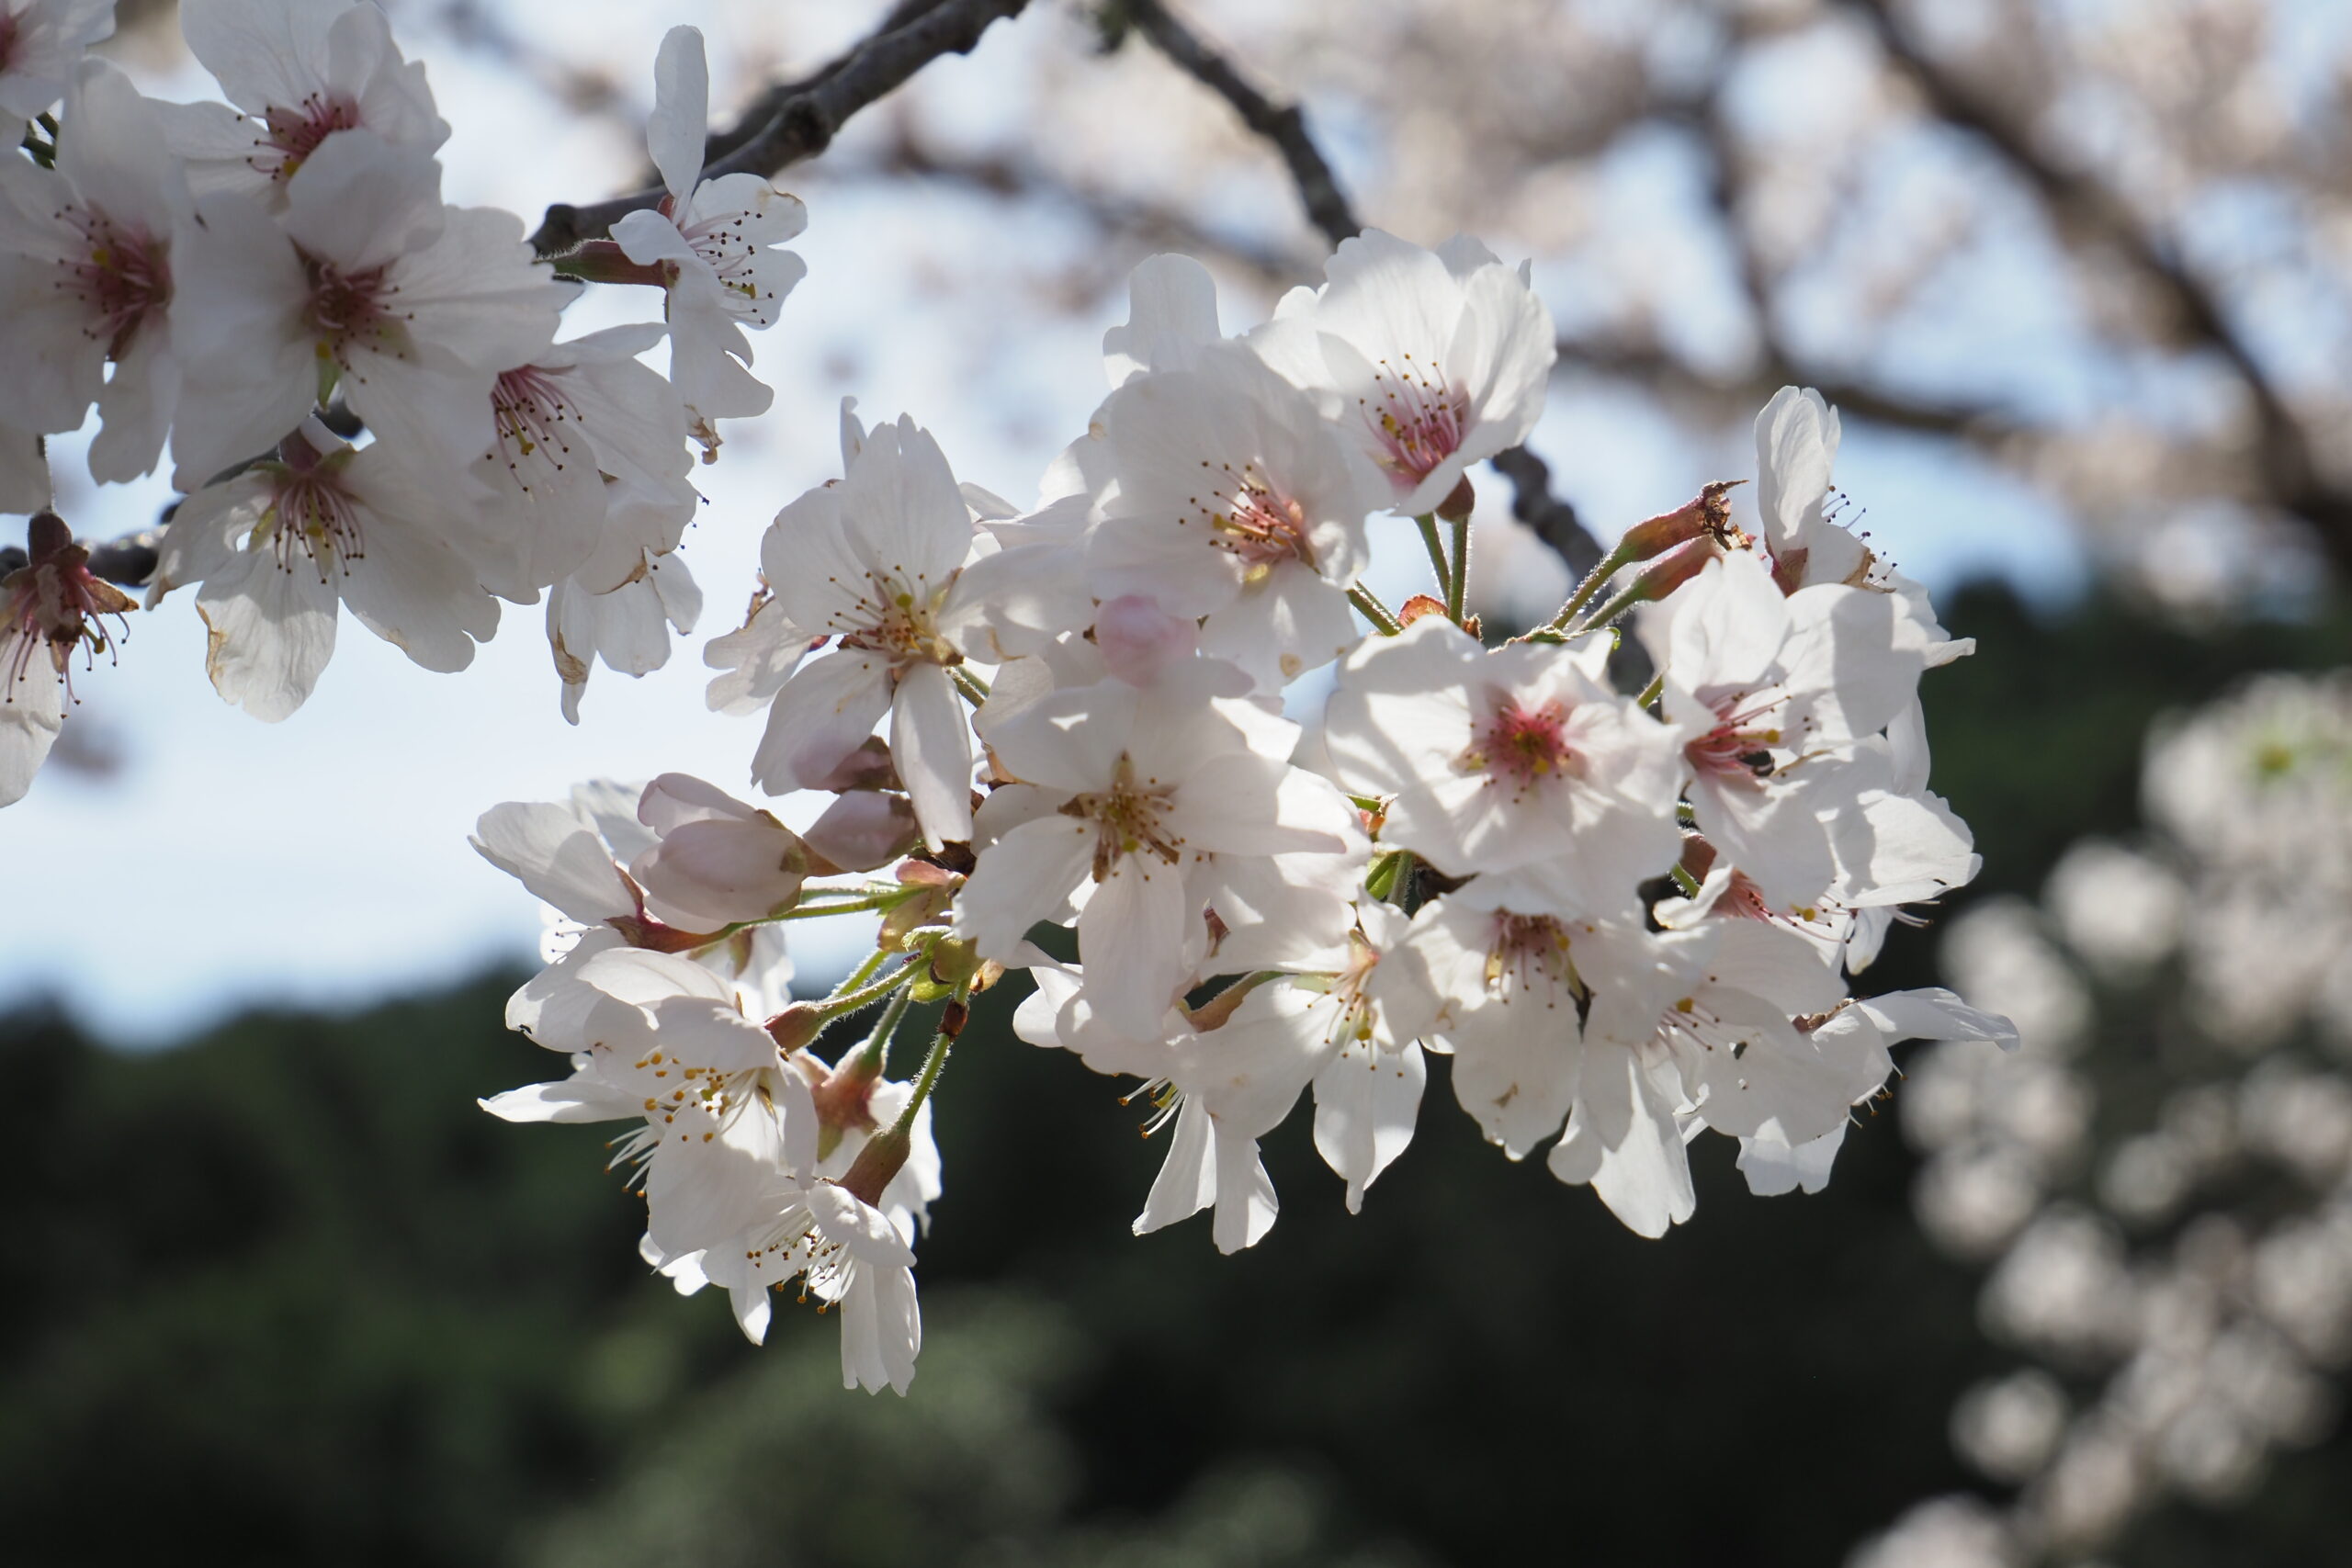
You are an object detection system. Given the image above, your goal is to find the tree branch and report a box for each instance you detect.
[529,0,1034,256]
[1844,0,2352,578]
[1115,0,1360,248]
[1488,446,1600,579]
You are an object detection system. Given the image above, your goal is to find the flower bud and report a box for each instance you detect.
[630,773,811,930]
[1396,593,1448,627]
[1435,472,1476,523]
[805,790,920,873]
[928,934,983,987]
[1618,536,1723,607]
[1616,480,1743,564]
[1094,594,1198,686]
[766,1002,830,1054]
[877,878,956,952]
[837,1125,912,1208]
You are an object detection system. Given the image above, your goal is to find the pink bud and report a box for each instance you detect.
[805,791,921,873]
[1095,594,1198,686]
[639,772,760,835]
[631,818,809,931]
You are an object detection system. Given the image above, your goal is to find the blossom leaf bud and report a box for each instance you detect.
[1396,594,1448,627]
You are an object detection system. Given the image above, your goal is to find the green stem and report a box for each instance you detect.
[820,958,918,1021]
[1413,513,1451,601]
[854,987,915,1075]
[950,666,990,705]
[771,886,918,922]
[1636,671,1664,708]
[1567,579,1646,637]
[1533,543,1632,637]
[1676,800,1697,828]
[892,1009,960,1130]
[1445,514,1471,626]
[831,945,895,999]
[1670,863,1703,898]
[1347,583,1405,636]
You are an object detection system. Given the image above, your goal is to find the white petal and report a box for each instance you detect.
[647,26,709,201]
[889,661,976,849]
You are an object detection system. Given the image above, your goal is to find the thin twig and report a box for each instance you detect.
[1118,0,1360,248]
[530,0,1033,255]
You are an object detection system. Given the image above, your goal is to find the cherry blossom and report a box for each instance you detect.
[0,0,111,131]
[0,61,187,481]
[1089,339,1388,688]
[957,658,1344,1037]
[1322,615,1683,916]
[1,510,130,804]
[171,128,570,483]
[1253,230,1554,515]
[160,0,447,205]
[149,421,498,717]
[610,26,807,452]
[750,415,1035,851]
[1659,549,1925,907]
[547,548,702,725]
[455,322,698,604]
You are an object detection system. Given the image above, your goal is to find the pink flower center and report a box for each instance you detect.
[1485,912,1583,1002]
[1215,479,1312,569]
[266,468,368,579]
[1471,696,1578,789]
[1059,753,1183,881]
[1685,692,1785,785]
[256,94,362,183]
[59,208,171,360]
[1362,355,1468,486]
[4,516,134,704]
[490,365,579,494]
[301,253,404,359]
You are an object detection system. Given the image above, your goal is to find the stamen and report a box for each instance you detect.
[1463,694,1579,793]
[1059,753,1183,880]
[1358,354,1468,484]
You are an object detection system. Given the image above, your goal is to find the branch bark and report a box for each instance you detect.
[1117,0,1361,248]
[529,0,1033,256]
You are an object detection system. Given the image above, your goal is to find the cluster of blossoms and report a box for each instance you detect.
[4,3,2010,1397]
[1857,675,2352,1567]
[4,1,802,800]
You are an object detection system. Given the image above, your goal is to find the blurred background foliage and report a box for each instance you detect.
[8,581,2352,1567]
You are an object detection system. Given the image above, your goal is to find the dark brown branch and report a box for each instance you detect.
[1845,0,2352,578]
[1488,446,1601,579]
[1116,0,1361,248]
[529,0,1033,256]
